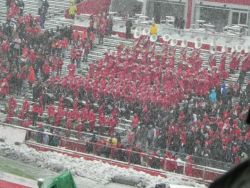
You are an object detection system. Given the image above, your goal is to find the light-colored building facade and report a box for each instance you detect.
[142,0,250,34]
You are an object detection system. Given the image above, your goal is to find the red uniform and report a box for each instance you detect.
[18,100,30,119]
[132,114,139,129]
[28,66,36,84]
[47,104,55,118]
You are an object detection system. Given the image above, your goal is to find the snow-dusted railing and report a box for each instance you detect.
[0,122,226,183]
[0,111,234,172]
[205,0,250,6]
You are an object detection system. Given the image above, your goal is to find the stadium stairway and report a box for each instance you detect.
[80,36,134,75]
[22,0,70,17]
[0,34,249,165]
[22,0,73,30]
[0,0,73,30]
[80,36,244,88]
[79,35,249,110]
[0,1,7,24]
[0,39,133,139]
[0,20,248,147]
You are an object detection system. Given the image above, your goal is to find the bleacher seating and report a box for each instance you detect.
[0,0,73,29]
[0,0,249,181]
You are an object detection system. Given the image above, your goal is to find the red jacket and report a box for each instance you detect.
[8,97,17,111]
[72,31,79,41]
[28,50,37,64]
[21,100,30,112]
[32,103,43,115]
[28,66,36,83]
[47,105,55,117]
[1,41,10,53]
[132,114,139,129]
[99,112,106,126]
[42,62,50,75]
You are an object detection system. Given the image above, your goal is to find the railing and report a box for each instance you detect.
[29,130,226,182]
[0,122,226,183]
[0,109,235,172]
[204,0,250,6]
[159,25,247,42]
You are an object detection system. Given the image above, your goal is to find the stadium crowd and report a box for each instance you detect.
[0,0,250,177]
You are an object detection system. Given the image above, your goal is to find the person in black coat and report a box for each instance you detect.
[125,18,132,39]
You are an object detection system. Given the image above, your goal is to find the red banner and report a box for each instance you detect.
[0,180,30,188]
[65,0,111,18]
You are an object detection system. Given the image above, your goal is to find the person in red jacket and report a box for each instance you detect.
[5,97,17,123]
[185,155,193,176]
[54,105,64,126]
[18,100,30,120]
[98,22,105,45]
[108,116,117,136]
[229,53,240,72]
[32,102,43,126]
[47,104,55,122]
[7,1,19,19]
[67,61,76,77]
[209,54,217,68]
[76,121,84,139]
[164,151,177,172]
[28,49,37,64]
[132,113,139,130]
[72,30,79,44]
[1,40,9,60]
[70,47,78,64]
[57,57,64,75]
[241,54,250,73]
[0,78,9,99]
[28,66,36,87]
[42,60,50,81]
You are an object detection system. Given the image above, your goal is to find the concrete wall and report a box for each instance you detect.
[0,125,26,145]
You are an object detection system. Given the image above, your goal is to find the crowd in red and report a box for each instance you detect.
[0,0,250,177]
[41,34,250,169]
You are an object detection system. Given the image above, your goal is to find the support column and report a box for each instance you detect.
[184,0,196,29]
[147,0,154,19]
[109,0,114,12]
[248,11,250,36]
[228,9,232,26]
[142,0,148,16]
[194,3,200,29]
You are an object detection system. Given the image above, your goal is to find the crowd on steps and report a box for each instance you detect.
[0,0,250,179]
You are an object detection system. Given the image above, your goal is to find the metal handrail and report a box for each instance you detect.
[0,122,225,182]
[0,122,231,174]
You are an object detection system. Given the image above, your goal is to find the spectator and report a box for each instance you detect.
[209,89,217,103]
[17,0,25,15]
[42,0,49,15]
[107,15,113,36]
[150,22,158,36]
[125,17,132,39]
[68,2,77,19]
[180,18,185,29]
[89,15,94,32]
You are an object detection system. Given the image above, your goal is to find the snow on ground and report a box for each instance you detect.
[74,18,250,50]
[0,142,207,188]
